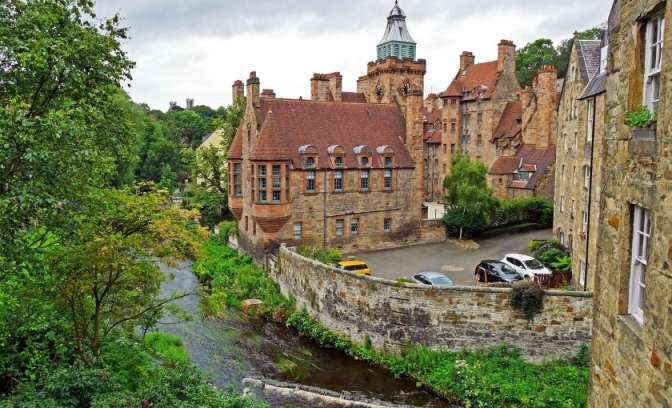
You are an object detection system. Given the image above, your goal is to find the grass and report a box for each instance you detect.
[198,237,590,407]
[144,332,190,365]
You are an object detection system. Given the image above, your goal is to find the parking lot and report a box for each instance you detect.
[355,229,552,286]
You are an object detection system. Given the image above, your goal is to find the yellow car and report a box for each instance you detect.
[338,259,372,276]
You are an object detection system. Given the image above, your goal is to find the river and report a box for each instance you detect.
[159,261,454,407]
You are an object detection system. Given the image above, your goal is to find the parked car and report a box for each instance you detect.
[501,253,552,282]
[410,272,454,288]
[338,259,371,276]
[475,260,524,285]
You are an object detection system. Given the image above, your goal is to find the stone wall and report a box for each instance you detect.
[589,1,672,406]
[274,246,592,360]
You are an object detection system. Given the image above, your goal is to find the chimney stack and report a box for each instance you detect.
[497,40,516,73]
[261,89,276,99]
[246,71,260,108]
[232,80,244,103]
[460,51,475,71]
[311,72,343,102]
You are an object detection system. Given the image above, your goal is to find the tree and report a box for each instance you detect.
[0,0,135,251]
[443,155,499,239]
[515,39,560,87]
[189,145,230,227]
[516,26,605,86]
[164,109,209,148]
[51,189,207,365]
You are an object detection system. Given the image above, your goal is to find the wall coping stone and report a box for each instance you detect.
[282,245,592,298]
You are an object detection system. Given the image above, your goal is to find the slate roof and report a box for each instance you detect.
[440,61,499,100]
[378,2,416,45]
[576,40,602,84]
[492,101,522,142]
[489,145,555,190]
[579,72,607,99]
[237,98,414,169]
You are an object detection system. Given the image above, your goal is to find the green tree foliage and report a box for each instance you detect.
[0,0,135,248]
[164,109,209,148]
[443,155,499,239]
[516,26,604,86]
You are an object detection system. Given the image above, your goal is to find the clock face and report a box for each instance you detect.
[375,82,384,99]
[399,80,411,96]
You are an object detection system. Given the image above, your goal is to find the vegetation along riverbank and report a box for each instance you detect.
[194,228,590,408]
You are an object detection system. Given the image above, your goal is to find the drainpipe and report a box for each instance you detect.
[322,170,327,248]
[584,97,597,292]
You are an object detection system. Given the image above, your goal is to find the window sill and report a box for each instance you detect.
[617,314,644,340]
[303,192,319,196]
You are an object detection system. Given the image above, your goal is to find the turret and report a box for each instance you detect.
[246,71,260,108]
[376,1,417,61]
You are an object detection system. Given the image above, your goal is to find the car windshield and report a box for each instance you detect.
[524,259,544,270]
[345,264,368,271]
[428,276,452,286]
[494,263,517,275]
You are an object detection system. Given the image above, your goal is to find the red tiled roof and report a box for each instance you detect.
[440,61,499,99]
[228,125,243,160]
[489,144,555,190]
[492,100,522,142]
[250,110,292,161]
[341,92,367,103]
[249,98,415,168]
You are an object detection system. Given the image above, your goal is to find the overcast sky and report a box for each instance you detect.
[94,0,613,110]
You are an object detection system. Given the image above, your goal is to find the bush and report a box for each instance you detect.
[494,196,553,228]
[624,105,656,128]
[214,220,238,245]
[297,245,343,265]
[510,281,545,320]
[194,238,293,315]
[144,332,190,365]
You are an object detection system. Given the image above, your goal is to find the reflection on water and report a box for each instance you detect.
[159,261,457,407]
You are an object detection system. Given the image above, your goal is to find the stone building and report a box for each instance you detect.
[589,0,671,406]
[422,107,444,202]
[439,42,521,172]
[488,66,558,199]
[553,37,603,274]
[227,2,431,256]
[553,32,609,289]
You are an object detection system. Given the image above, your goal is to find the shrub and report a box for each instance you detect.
[494,196,554,227]
[536,248,570,271]
[297,245,343,265]
[528,239,545,253]
[215,220,238,244]
[144,332,190,365]
[510,281,545,320]
[624,105,656,128]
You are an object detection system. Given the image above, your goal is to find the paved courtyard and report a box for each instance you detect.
[355,229,552,286]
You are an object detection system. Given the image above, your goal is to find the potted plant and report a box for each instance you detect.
[625,106,656,140]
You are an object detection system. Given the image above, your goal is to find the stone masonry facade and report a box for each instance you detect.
[554,36,606,290]
[275,245,593,361]
[589,1,672,406]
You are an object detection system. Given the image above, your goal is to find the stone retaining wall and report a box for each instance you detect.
[274,245,592,360]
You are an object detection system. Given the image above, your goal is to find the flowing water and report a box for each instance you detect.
[159,261,455,407]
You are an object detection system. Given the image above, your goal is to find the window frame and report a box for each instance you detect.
[643,14,665,113]
[271,164,282,202]
[586,98,595,143]
[293,222,302,241]
[351,218,359,235]
[383,217,392,232]
[257,164,267,203]
[360,169,370,191]
[629,206,651,325]
[335,219,345,237]
[584,165,591,190]
[306,170,316,193]
[334,169,344,192]
[232,163,242,197]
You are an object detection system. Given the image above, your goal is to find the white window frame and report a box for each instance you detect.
[335,219,345,237]
[644,14,665,113]
[629,206,651,324]
[582,211,588,233]
[351,218,359,235]
[334,170,343,192]
[293,223,302,241]
[584,165,591,190]
[579,260,586,287]
[306,170,316,193]
[560,195,565,213]
[586,98,595,143]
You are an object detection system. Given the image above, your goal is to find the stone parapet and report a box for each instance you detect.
[274,246,592,361]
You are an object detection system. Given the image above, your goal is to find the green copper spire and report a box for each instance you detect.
[376,1,417,60]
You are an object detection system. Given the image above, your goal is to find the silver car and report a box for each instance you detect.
[411,272,454,288]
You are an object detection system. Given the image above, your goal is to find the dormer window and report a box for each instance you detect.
[384,156,393,168]
[335,156,344,168]
[305,157,315,168]
[514,171,530,181]
[361,157,369,167]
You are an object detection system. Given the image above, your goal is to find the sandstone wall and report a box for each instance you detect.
[274,246,592,360]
